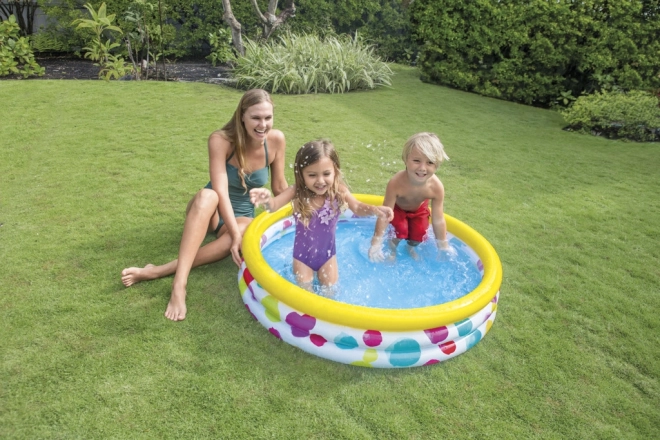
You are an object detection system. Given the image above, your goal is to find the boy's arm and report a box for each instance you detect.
[250,186,296,212]
[370,181,397,244]
[368,181,397,262]
[430,180,452,252]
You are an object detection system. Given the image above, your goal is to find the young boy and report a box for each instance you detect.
[369,132,456,262]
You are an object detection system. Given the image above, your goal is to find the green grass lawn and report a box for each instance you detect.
[1,66,658,438]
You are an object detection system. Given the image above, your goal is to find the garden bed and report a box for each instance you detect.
[1,55,232,83]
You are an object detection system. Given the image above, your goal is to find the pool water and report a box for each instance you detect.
[261,218,483,309]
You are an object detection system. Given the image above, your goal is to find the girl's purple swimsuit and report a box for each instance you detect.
[293,198,340,271]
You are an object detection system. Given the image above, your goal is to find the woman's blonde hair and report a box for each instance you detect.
[217,89,274,190]
[402,132,450,165]
[292,140,346,226]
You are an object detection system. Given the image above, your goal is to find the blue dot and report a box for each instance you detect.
[335,333,359,350]
[386,339,421,367]
[455,319,473,337]
[466,330,482,350]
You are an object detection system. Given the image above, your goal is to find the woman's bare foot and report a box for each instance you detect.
[164,285,187,321]
[121,264,157,287]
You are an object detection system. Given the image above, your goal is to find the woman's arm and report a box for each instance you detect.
[208,132,243,264]
[267,129,289,196]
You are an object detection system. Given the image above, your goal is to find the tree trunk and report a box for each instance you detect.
[221,0,244,56]
[250,0,296,41]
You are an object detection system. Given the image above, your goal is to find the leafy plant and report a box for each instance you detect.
[72,2,131,81]
[123,0,174,79]
[207,28,235,67]
[561,90,660,142]
[0,14,44,78]
[556,90,577,107]
[232,32,393,94]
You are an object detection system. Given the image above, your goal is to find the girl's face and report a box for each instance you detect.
[301,156,336,196]
[404,146,437,184]
[242,101,273,142]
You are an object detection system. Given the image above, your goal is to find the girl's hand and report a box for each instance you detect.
[250,188,272,211]
[375,206,394,221]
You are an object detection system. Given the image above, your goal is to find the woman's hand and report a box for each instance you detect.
[230,231,243,266]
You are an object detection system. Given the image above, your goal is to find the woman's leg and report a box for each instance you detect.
[121,189,220,287]
[164,189,222,321]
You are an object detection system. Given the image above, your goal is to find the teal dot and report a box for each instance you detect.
[335,333,359,350]
[455,319,473,337]
[386,339,421,367]
[466,330,482,350]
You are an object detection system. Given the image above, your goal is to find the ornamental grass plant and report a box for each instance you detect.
[1,67,658,438]
[232,32,393,94]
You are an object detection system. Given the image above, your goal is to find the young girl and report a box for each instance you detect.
[250,140,393,294]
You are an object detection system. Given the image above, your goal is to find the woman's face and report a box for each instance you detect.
[242,101,273,142]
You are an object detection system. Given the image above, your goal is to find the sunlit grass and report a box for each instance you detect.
[1,67,658,438]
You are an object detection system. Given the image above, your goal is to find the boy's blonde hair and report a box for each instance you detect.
[402,132,449,165]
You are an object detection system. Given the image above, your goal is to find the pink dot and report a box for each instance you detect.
[310,334,327,347]
[269,327,281,339]
[425,359,440,365]
[363,330,382,347]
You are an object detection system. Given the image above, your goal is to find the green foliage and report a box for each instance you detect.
[207,28,235,67]
[123,0,175,77]
[410,0,660,106]
[38,0,98,53]
[290,0,418,64]
[561,90,660,141]
[36,0,416,62]
[73,2,131,80]
[29,31,71,53]
[0,15,45,78]
[232,32,393,94]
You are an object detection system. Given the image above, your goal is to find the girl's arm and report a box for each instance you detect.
[266,129,289,196]
[250,186,296,212]
[342,186,394,220]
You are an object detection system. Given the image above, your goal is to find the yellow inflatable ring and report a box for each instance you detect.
[238,194,502,367]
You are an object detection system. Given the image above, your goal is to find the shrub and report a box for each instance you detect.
[0,15,45,78]
[561,90,660,142]
[231,32,393,94]
[410,0,660,106]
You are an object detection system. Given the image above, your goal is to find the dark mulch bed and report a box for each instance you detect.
[1,55,232,83]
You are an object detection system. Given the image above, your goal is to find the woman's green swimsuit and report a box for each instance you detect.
[205,141,269,234]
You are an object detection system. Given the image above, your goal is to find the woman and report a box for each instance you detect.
[121,89,288,321]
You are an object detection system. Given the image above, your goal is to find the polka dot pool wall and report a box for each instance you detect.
[237,213,499,368]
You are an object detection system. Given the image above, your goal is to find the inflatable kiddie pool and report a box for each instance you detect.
[238,195,502,368]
